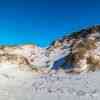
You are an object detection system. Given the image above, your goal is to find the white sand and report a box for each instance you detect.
[0,64,99,100]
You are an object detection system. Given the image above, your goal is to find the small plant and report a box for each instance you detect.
[31,65,39,71]
[87,56,100,71]
[85,40,96,49]
[72,47,87,64]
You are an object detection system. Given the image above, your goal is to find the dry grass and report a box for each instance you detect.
[72,39,96,63]
[87,56,100,71]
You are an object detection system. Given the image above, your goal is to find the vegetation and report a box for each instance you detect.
[71,38,97,67]
[87,56,100,71]
[76,39,96,50]
[69,32,80,38]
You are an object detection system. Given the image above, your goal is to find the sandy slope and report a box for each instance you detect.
[0,64,100,100]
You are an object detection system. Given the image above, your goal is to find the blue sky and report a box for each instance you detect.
[0,0,100,47]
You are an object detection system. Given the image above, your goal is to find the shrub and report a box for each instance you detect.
[87,56,100,71]
[85,40,96,49]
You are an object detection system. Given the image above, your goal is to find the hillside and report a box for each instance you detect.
[0,25,100,100]
[48,25,100,73]
[0,25,100,73]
